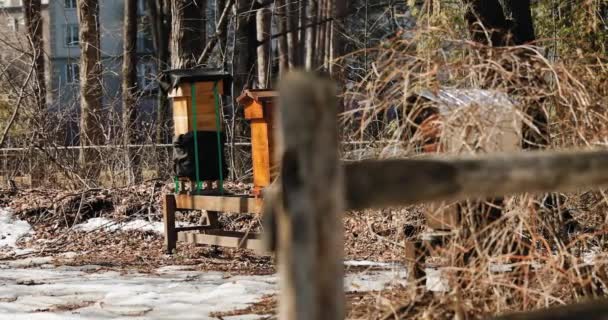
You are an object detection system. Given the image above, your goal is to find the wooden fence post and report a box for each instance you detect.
[163,194,177,254]
[271,72,344,320]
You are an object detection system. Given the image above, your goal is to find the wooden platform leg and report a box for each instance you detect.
[405,240,427,285]
[163,194,177,254]
[206,211,219,228]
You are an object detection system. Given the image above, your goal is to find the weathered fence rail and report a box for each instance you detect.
[345,149,608,210]
[492,298,608,320]
[266,71,608,320]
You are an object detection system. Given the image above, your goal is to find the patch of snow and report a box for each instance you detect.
[344,260,395,268]
[74,217,192,235]
[0,262,408,319]
[0,266,276,320]
[345,268,408,292]
[5,256,53,268]
[489,263,513,273]
[583,247,600,265]
[426,268,449,292]
[0,208,32,252]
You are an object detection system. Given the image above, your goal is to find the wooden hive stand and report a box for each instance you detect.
[236,89,280,197]
[163,76,278,254]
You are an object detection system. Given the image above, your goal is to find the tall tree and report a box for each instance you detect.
[77,0,104,180]
[465,0,546,150]
[171,0,207,68]
[304,0,317,69]
[286,0,301,67]
[234,0,257,91]
[123,0,141,184]
[330,0,347,76]
[464,0,535,47]
[276,0,289,74]
[256,6,271,88]
[148,0,172,143]
[22,0,46,114]
[216,0,228,62]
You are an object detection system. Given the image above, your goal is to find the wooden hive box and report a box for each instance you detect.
[167,69,232,136]
[237,89,279,196]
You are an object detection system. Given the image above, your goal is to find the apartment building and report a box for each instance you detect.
[1,0,156,144]
[0,0,51,103]
[49,0,156,143]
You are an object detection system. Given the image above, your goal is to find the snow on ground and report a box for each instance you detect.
[73,217,193,235]
[344,260,395,268]
[0,208,33,255]
[73,217,166,234]
[0,207,410,318]
[0,260,408,320]
[0,263,275,320]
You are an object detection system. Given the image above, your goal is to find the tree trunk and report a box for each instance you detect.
[464,0,510,46]
[77,0,104,181]
[216,0,228,63]
[465,0,535,46]
[256,7,271,88]
[501,0,535,45]
[197,0,235,65]
[22,0,46,183]
[331,0,348,67]
[298,0,307,64]
[148,0,172,143]
[276,0,289,75]
[171,0,207,69]
[286,0,300,67]
[22,0,46,114]
[123,0,141,184]
[234,0,256,92]
[323,0,332,70]
[304,0,317,70]
[465,0,545,150]
[315,0,326,70]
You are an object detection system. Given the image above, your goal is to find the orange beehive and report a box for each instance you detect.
[237,90,279,196]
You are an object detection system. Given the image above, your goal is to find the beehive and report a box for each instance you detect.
[167,69,232,183]
[237,89,279,196]
[167,69,232,136]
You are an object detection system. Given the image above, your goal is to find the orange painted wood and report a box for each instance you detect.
[251,119,272,191]
[264,101,279,181]
[244,101,265,120]
[237,89,279,195]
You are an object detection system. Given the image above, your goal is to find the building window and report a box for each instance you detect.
[7,16,24,32]
[137,62,157,90]
[137,0,147,15]
[65,24,79,47]
[65,0,77,9]
[65,63,79,84]
[137,23,154,53]
[7,17,17,32]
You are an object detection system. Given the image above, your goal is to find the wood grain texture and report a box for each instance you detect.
[174,194,262,214]
[171,82,225,136]
[271,72,344,320]
[251,120,271,191]
[163,194,177,254]
[345,149,608,210]
[177,230,265,252]
[491,298,608,320]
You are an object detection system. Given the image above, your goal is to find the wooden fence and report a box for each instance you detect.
[264,72,608,320]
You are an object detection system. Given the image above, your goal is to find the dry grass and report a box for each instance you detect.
[337,12,608,318]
